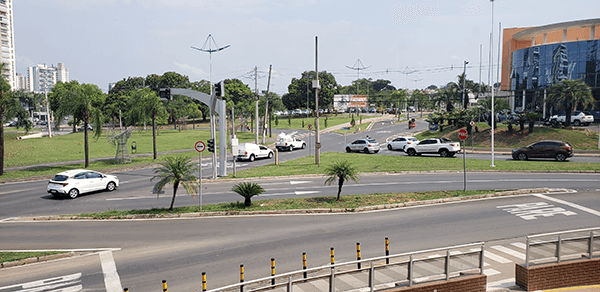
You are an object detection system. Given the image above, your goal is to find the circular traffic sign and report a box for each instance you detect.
[470,120,475,126]
[195,141,206,152]
[458,129,468,141]
[410,123,416,129]
[308,124,312,130]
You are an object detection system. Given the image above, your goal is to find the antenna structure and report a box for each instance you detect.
[411,75,423,89]
[346,59,371,95]
[402,66,416,89]
[191,34,230,96]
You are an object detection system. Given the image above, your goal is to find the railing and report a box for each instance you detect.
[206,242,484,292]
[525,227,599,267]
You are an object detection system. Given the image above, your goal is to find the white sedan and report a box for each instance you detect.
[387,137,419,151]
[47,169,119,199]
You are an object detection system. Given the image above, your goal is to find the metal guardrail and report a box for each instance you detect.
[525,227,599,267]
[206,242,484,292]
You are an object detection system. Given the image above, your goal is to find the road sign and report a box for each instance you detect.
[308,124,312,130]
[195,141,206,152]
[470,120,475,126]
[410,123,416,129]
[458,128,468,141]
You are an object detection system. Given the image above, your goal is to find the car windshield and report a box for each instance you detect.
[52,175,69,182]
[409,138,418,141]
[367,139,378,143]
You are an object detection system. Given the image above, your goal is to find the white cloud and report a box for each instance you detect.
[390,3,440,25]
[174,62,206,76]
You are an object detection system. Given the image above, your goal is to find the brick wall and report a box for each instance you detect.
[516,257,600,291]
[384,274,486,292]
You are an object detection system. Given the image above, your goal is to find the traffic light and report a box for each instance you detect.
[214,81,224,97]
[159,88,171,100]
[207,139,215,152]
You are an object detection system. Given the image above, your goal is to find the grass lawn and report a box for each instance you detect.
[72,189,501,218]
[416,122,600,150]
[0,251,66,263]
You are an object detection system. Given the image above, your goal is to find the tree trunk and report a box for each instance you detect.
[528,120,535,133]
[244,196,252,206]
[152,115,157,160]
[336,178,345,201]
[169,181,179,211]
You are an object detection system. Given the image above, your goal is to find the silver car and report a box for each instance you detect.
[345,139,380,154]
[47,169,119,199]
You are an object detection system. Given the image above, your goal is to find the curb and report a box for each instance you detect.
[10,187,561,222]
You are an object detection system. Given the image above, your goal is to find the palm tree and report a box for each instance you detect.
[231,182,265,206]
[151,156,198,211]
[324,160,360,201]
[547,79,594,127]
[128,88,165,159]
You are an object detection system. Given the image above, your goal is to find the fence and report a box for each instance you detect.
[204,242,484,292]
[525,226,600,267]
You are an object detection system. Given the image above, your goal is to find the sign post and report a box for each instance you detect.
[341,126,350,146]
[458,129,468,191]
[194,141,205,210]
[470,120,475,152]
[308,124,312,156]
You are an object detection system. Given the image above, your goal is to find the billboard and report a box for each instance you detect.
[333,95,367,111]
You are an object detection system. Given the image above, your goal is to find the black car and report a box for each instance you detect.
[512,140,573,162]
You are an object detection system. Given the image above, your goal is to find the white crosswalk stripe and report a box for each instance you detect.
[491,245,526,260]
[484,250,513,264]
[0,273,83,292]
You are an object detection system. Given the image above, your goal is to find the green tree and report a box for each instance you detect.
[151,156,198,211]
[127,88,166,159]
[547,79,594,127]
[49,81,82,133]
[324,160,360,201]
[283,71,339,110]
[0,64,29,175]
[231,182,265,207]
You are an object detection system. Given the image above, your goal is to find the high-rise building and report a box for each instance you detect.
[0,0,16,90]
[28,64,57,93]
[15,72,26,90]
[56,62,69,82]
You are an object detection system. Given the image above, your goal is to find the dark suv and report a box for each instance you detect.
[512,140,573,162]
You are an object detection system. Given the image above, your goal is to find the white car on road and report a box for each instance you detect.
[345,138,380,154]
[549,111,594,126]
[387,136,419,151]
[404,138,461,157]
[47,169,119,199]
[275,131,306,151]
[237,143,274,162]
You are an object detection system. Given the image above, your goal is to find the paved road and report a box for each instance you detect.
[1,189,598,291]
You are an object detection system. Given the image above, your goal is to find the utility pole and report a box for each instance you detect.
[254,66,259,144]
[463,61,468,109]
[262,65,272,144]
[314,36,320,165]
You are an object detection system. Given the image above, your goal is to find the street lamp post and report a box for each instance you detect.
[490,0,496,167]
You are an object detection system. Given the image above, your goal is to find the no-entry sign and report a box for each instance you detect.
[458,128,468,141]
[195,141,206,152]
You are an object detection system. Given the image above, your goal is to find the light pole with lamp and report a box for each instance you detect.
[489,0,496,167]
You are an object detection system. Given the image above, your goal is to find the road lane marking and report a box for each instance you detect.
[483,251,512,264]
[261,191,320,197]
[0,273,82,291]
[533,193,600,217]
[496,202,577,220]
[99,251,123,292]
[490,246,526,260]
[511,242,526,250]
[484,269,501,276]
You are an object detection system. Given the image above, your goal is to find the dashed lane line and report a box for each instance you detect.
[533,193,600,217]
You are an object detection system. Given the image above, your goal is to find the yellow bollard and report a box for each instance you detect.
[356,242,362,269]
[302,252,307,278]
[123,289,129,292]
[240,264,244,292]
[330,247,335,265]
[202,272,206,292]
[385,237,390,264]
[162,280,167,292]
[271,258,276,285]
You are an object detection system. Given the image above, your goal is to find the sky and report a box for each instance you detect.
[13,0,600,96]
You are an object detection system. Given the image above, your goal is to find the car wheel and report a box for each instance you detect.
[374,150,379,153]
[363,148,371,154]
[288,146,293,151]
[346,147,352,153]
[268,152,273,159]
[68,188,79,199]
[555,153,567,162]
[106,182,116,191]
[439,149,449,157]
[407,148,416,156]
[301,143,306,149]
[573,120,581,126]
[517,152,527,161]
[249,154,255,162]
[387,144,392,150]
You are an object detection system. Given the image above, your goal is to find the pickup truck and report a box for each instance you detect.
[549,111,594,126]
[404,137,461,157]
[275,131,306,151]
[237,143,274,162]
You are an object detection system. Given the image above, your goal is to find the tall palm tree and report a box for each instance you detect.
[231,182,265,206]
[127,88,164,159]
[151,156,198,211]
[324,160,360,201]
[547,79,594,127]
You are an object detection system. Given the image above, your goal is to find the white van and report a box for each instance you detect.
[237,143,274,162]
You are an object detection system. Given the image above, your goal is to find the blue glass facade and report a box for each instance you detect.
[510,40,600,91]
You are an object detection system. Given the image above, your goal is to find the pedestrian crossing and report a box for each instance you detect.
[259,238,594,292]
[0,273,82,292]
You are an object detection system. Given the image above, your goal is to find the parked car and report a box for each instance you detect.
[405,138,460,157]
[77,124,93,132]
[387,137,419,151]
[275,131,306,151]
[511,140,573,162]
[47,169,119,199]
[237,143,274,162]
[37,120,48,126]
[345,138,380,154]
[3,120,17,127]
[549,111,594,126]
